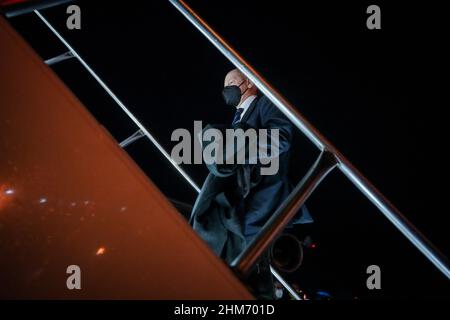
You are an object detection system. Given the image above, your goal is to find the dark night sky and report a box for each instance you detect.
[6,0,449,298]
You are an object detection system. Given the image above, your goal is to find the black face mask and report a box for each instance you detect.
[222,80,248,107]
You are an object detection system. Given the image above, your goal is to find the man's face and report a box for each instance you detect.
[224,70,248,106]
[224,70,245,88]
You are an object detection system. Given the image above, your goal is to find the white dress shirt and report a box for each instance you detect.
[236,95,257,122]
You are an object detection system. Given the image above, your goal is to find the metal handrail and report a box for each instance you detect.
[169,0,450,280]
[34,10,201,193]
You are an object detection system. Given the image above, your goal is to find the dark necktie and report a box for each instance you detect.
[232,108,244,126]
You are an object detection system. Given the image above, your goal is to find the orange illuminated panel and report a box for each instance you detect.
[0,16,252,300]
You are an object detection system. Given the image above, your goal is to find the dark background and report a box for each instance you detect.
[6,0,449,299]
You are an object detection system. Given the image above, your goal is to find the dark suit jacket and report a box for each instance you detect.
[191,95,312,263]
